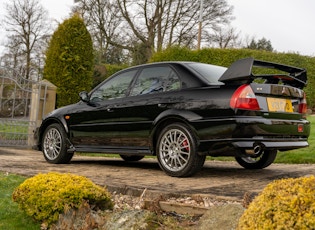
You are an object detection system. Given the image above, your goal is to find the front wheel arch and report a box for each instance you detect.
[41,123,73,164]
[39,118,69,151]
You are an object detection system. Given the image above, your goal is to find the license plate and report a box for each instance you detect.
[267,98,293,112]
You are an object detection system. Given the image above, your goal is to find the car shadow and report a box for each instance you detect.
[71,157,162,170]
[70,156,305,180]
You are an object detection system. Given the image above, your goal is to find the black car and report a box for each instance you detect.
[35,58,310,177]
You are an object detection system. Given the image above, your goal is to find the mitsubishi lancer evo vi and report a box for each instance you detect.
[35,58,310,177]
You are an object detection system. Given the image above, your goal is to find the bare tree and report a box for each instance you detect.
[206,26,240,48]
[73,0,124,64]
[75,0,233,64]
[117,0,233,62]
[2,0,50,79]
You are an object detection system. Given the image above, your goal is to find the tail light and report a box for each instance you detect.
[230,84,260,110]
[299,92,307,114]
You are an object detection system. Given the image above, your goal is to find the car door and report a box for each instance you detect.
[118,65,181,150]
[67,69,138,150]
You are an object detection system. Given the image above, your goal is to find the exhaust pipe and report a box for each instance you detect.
[253,143,265,156]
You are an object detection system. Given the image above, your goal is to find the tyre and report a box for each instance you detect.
[235,150,277,169]
[42,123,73,164]
[120,155,144,161]
[156,123,205,177]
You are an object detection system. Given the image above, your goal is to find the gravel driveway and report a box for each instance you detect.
[1,147,314,201]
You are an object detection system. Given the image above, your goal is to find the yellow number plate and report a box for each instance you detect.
[267,98,293,112]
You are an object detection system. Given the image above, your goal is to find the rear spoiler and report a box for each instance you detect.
[219,57,307,89]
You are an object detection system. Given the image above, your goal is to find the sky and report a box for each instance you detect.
[0,0,314,57]
[227,0,315,56]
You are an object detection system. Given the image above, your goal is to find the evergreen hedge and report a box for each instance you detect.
[44,14,94,107]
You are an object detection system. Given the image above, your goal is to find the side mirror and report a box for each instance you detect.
[79,91,89,103]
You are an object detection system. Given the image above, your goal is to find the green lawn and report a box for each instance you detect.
[0,120,28,140]
[0,173,40,229]
[275,115,315,164]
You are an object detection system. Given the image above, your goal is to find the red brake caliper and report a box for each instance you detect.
[182,139,189,152]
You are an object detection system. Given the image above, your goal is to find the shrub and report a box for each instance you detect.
[12,172,113,226]
[150,45,196,62]
[44,13,94,107]
[237,176,315,229]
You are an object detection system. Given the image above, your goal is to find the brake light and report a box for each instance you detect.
[230,84,260,110]
[299,92,307,114]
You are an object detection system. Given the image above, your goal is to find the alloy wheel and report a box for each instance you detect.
[43,127,62,161]
[159,128,191,172]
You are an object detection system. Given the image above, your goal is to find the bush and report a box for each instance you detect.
[150,45,196,62]
[12,172,113,226]
[237,176,315,229]
[44,14,94,107]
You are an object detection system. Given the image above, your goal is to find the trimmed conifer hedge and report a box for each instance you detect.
[44,14,94,107]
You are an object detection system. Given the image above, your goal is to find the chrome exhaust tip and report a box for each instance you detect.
[253,143,265,156]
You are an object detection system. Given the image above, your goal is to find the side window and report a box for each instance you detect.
[130,66,180,96]
[90,70,137,101]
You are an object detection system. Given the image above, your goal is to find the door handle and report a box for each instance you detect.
[107,108,114,112]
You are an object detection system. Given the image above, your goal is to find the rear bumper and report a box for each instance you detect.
[198,136,309,156]
[194,115,310,154]
[231,138,309,150]
[199,137,309,151]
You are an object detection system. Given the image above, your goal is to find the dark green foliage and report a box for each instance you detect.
[149,45,196,62]
[132,42,151,65]
[150,46,315,109]
[247,37,273,52]
[44,14,94,107]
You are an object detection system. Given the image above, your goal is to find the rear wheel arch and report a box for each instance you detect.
[155,122,205,177]
[151,116,199,155]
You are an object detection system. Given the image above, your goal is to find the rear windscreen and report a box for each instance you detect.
[186,63,226,85]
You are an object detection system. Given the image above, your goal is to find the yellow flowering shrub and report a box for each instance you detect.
[238,176,315,229]
[12,172,113,225]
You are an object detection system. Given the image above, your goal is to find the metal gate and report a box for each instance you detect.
[0,67,49,148]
